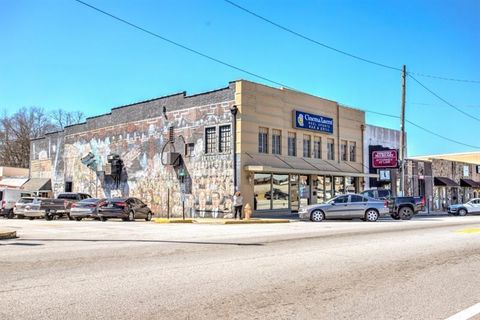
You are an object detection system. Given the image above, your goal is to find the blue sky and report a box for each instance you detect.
[1,0,479,156]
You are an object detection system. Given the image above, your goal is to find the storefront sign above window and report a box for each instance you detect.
[372,150,398,168]
[293,110,334,134]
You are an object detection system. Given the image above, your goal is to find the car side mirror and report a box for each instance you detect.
[331,202,336,205]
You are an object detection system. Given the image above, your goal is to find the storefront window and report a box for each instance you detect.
[316,176,325,203]
[325,176,333,201]
[254,173,271,210]
[334,176,345,196]
[345,177,357,193]
[272,174,289,209]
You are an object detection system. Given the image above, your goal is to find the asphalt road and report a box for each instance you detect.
[1,216,480,320]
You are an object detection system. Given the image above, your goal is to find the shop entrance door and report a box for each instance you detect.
[290,175,299,211]
[299,175,310,208]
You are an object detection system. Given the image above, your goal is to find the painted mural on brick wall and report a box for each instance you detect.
[52,101,235,218]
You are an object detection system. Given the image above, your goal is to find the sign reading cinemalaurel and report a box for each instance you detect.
[293,110,334,134]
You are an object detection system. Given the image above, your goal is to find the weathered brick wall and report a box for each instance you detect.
[31,84,236,217]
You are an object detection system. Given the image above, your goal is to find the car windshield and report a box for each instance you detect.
[18,197,34,203]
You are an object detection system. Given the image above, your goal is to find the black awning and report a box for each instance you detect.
[460,179,480,188]
[434,177,459,187]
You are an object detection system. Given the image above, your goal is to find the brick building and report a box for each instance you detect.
[30,80,380,217]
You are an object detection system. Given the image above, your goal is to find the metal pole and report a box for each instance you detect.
[400,65,407,196]
[230,105,238,193]
[182,198,185,220]
[167,188,170,219]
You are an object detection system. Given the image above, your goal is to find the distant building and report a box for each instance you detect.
[0,166,29,189]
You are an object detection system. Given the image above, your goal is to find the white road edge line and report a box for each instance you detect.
[446,303,480,320]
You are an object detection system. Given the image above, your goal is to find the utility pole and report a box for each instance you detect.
[399,65,407,196]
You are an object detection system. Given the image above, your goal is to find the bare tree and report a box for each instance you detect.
[50,109,85,130]
[0,107,85,168]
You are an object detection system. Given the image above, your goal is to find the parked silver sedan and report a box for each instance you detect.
[448,198,480,216]
[298,194,389,222]
[70,198,106,221]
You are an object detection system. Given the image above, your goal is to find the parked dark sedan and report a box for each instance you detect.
[97,198,153,221]
[70,198,106,221]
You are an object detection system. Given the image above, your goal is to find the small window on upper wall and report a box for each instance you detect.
[341,140,348,161]
[272,129,281,155]
[258,127,269,153]
[205,127,217,154]
[327,139,335,160]
[288,132,297,156]
[185,143,195,157]
[219,125,231,153]
[349,141,356,162]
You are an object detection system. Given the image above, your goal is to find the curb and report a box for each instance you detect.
[0,229,17,240]
[152,218,290,225]
[195,219,290,224]
[152,218,194,224]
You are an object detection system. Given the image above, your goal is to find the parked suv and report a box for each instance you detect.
[0,188,33,219]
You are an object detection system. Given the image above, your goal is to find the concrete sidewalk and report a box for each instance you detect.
[152,218,290,224]
[0,229,17,240]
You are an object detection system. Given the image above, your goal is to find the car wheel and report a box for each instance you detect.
[29,217,35,220]
[67,213,74,221]
[458,209,467,216]
[75,217,82,221]
[310,210,325,222]
[128,211,135,221]
[44,211,53,221]
[365,209,379,222]
[101,217,108,222]
[399,206,413,220]
[145,211,152,221]
[6,209,14,219]
[390,213,401,220]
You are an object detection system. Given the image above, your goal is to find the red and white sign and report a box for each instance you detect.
[372,150,398,168]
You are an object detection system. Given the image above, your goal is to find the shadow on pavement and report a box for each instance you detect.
[13,238,264,246]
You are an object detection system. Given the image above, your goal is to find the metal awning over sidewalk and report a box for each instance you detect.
[243,153,377,178]
[434,177,459,187]
[22,178,52,192]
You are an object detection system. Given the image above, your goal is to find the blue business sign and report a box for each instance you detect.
[293,110,334,134]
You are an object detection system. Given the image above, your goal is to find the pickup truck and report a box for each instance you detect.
[360,190,424,220]
[20,192,92,220]
[389,196,425,220]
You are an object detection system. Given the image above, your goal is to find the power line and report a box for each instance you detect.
[364,109,480,149]
[409,102,480,109]
[408,74,480,122]
[73,0,291,90]
[223,0,480,84]
[72,0,478,150]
